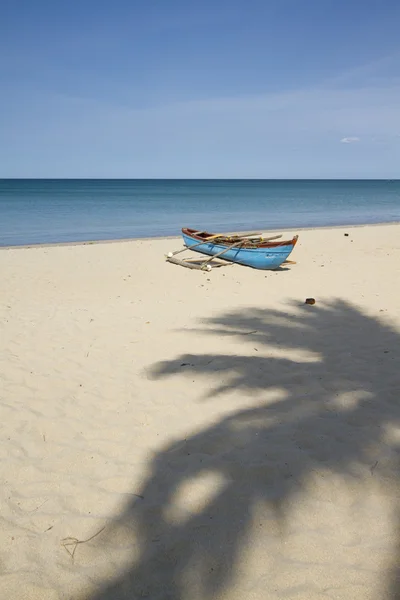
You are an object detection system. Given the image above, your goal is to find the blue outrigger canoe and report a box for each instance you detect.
[182,228,298,270]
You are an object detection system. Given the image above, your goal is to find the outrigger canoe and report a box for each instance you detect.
[180,228,298,270]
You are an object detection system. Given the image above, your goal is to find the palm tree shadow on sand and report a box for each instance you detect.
[89,300,400,600]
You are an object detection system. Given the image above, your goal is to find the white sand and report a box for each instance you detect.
[1,224,400,600]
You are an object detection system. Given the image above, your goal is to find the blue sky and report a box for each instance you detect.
[1,0,399,178]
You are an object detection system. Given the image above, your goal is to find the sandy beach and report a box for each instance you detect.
[1,223,400,600]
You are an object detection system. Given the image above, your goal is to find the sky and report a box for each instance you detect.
[1,0,399,178]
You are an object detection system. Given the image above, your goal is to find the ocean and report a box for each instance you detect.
[0,179,399,247]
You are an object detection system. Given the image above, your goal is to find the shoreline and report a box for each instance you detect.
[1,219,400,250]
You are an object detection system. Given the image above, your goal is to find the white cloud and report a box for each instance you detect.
[340,137,360,144]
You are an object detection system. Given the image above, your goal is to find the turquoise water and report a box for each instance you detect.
[0,179,399,246]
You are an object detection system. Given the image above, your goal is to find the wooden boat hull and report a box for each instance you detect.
[181,229,298,270]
